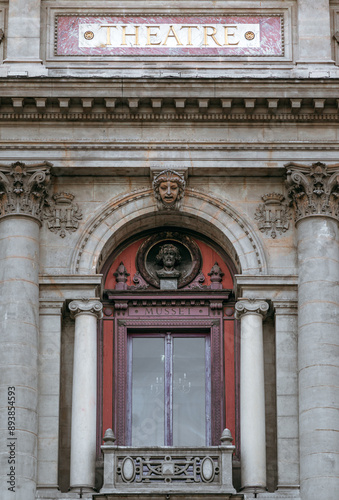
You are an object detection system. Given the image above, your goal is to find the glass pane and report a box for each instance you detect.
[131,337,165,446]
[173,337,206,446]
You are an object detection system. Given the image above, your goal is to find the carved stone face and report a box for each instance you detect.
[162,245,177,270]
[159,181,179,206]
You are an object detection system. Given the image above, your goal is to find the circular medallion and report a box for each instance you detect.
[136,232,202,289]
[84,31,94,40]
[245,31,255,41]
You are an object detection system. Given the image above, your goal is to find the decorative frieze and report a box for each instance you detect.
[0,161,51,221]
[43,192,82,237]
[286,161,339,222]
[254,193,291,238]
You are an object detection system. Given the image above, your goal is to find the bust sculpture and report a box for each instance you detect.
[153,169,186,210]
[155,243,181,279]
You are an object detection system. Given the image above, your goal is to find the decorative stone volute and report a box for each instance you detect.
[235,299,269,319]
[285,161,339,223]
[69,298,103,319]
[0,161,51,221]
[152,169,186,210]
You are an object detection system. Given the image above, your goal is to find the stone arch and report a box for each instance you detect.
[70,188,267,275]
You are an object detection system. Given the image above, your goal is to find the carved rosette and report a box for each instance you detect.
[0,161,51,222]
[254,193,291,238]
[43,192,82,237]
[69,299,103,319]
[235,300,269,319]
[285,162,339,223]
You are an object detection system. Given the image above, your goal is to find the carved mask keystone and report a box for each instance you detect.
[152,169,186,210]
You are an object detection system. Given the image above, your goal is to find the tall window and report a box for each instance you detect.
[127,332,211,447]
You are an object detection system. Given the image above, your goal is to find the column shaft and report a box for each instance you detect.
[297,217,339,500]
[0,216,40,500]
[69,300,103,491]
[236,300,268,492]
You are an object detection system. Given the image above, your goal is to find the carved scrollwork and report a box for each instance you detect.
[235,299,269,319]
[43,192,82,237]
[254,193,291,238]
[285,161,339,222]
[69,298,103,319]
[0,161,51,221]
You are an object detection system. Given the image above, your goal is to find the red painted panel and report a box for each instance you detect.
[195,240,233,289]
[102,319,114,439]
[224,319,236,443]
[104,239,146,289]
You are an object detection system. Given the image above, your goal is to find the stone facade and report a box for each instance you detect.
[0,1,338,500]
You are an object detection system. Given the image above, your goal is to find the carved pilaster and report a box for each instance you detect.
[285,161,339,223]
[69,299,103,319]
[0,161,52,221]
[235,299,269,319]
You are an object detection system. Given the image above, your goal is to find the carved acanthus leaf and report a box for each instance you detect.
[285,162,339,222]
[0,161,51,221]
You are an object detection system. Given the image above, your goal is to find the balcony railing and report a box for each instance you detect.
[100,428,236,495]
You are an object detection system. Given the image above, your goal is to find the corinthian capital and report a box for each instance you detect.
[0,161,52,221]
[285,162,339,223]
[69,299,103,319]
[235,299,269,319]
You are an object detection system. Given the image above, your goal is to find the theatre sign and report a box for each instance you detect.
[56,15,283,56]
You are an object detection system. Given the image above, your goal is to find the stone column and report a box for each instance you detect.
[297,0,333,65]
[69,299,103,492]
[235,299,269,493]
[286,161,339,500]
[273,300,299,492]
[4,0,47,76]
[0,161,51,500]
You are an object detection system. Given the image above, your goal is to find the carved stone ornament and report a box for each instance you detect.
[114,262,130,290]
[152,169,186,210]
[235,299,269,319]
[208,262,224,290]
[69,298,103,319]
[254,193,291,238]
[0,161,51,221]
[285,162,339,222]
[43,192,82,237]
[136,231,201,289]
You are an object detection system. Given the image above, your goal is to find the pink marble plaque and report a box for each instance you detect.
[56,15,283,57]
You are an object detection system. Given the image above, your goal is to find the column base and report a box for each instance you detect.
[70,486,96,494]
[240,485,266,493]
